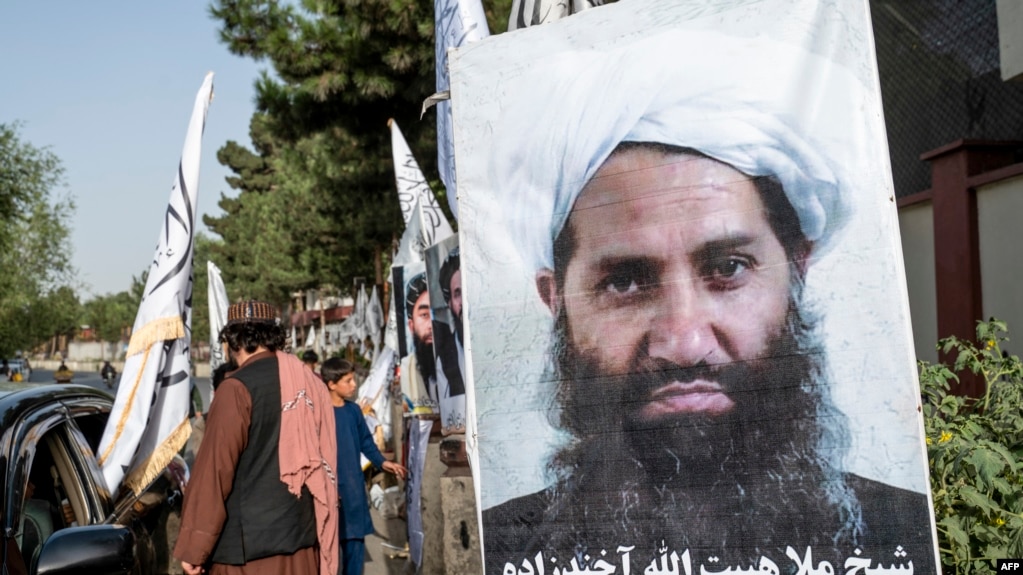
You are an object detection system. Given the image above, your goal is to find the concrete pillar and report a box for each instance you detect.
[439,435,482,574]
[418,426,446,575]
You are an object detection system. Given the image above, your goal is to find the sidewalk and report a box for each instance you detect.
[363,478,409,575]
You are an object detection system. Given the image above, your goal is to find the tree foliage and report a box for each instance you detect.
[0,123,79,356]
[206,0,511,297]
[919,319,1023,575]
[81,290,138,343]
[205,115,315,306]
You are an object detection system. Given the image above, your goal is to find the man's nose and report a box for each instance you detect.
[646,277,719,366]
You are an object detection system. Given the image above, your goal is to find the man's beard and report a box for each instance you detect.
[453,311,464,345]
[540,292,863,562]
[413,335,437,383]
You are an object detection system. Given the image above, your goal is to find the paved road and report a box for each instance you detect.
[27,368,213,411]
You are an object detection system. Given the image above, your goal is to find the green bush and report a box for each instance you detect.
[919,319,1023,574]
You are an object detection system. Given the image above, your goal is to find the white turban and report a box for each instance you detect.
[471,25,876,272]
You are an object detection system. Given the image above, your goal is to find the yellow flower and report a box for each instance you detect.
[995,517,1006,527]
[939,431,953,443]
[987,339,996,349]
[926,437,933,445]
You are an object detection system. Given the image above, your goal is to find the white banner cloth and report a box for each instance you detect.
[207,260,229,371]
[434,0,489,219]
[97,72,214,495]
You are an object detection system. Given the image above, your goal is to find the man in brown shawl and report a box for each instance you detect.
[174,300,338,575]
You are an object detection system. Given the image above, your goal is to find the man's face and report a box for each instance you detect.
[335,372,357,400]
[408,290,433,347]
[545,149,793,426]
[449,269,463,321]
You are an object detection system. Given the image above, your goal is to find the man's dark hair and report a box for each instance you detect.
[301,350,319,364]
[405,272,429,317]
[321,357,355,386]
[552,142,808,290]
[211,360,237,391]
[439,247,460,304]
[219,322,288,354]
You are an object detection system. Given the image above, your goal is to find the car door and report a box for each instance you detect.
[2,398,128,574]
[2,400,79,574]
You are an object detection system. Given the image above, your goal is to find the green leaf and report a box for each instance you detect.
[940,515,971,547]
[959,485,997,514]
[967,448,1006,488]
[992,477,1015,496]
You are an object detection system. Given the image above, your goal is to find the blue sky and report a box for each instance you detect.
[1,3,265,297]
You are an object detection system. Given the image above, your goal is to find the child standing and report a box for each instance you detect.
[322,357,407,575]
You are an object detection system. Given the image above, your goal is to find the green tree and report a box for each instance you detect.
[0,123,78,356]
[82,290,138,344]
[80,268,151,347]
[206,0,515,293]
[191,232,226,347]
[205,115,314,306]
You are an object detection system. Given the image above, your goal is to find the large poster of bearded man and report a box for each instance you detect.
[448,1,941,574]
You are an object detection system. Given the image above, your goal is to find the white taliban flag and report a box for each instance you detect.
[98,72,214,496]
[395,196,453,266]
[305,325,317,350]
[352,284,368,344]
[388,118,453,234]
[207,260,229,372]
[365,285,385,352]
[507,0,604,30]
[435,0,489,220]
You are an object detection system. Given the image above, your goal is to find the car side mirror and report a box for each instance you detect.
[34,524,135,575]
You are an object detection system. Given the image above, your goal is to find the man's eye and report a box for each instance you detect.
[717,258,747,277]
[706,256,754,284]
[599,264,655,297]
[604,275,641,295]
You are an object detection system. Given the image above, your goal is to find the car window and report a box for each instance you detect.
[65,411,114,517]
[14,423,86,573]
[5,396,126,575]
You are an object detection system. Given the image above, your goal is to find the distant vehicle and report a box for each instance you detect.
[101,362,117,389]
[0,382,185,574]
[53,364,74,384]
[4,358,31,382]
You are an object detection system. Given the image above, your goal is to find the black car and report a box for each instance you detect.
[0,382,184,575]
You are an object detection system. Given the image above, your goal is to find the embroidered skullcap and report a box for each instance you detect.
[404,272,429,318]
[461,24,877,272]
[226,300,280,325]
[439,246,461,303]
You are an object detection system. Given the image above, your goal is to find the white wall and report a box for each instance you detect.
[66,341,123,362]
[978,174,1023,350]
[997,0,1023,82]
[898,202,938,364]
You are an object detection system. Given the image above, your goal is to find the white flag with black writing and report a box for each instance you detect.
[352,284,368,344]
[207,260,229,371]
[507,0,604,30]
[388,118,452,234]
[435,0,489,220]
[366,285,385,352]
[98,73,214,496]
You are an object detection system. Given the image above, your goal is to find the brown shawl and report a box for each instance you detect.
[277,351,338,575]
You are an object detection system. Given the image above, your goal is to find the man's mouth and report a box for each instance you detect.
[637,381,736,421]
